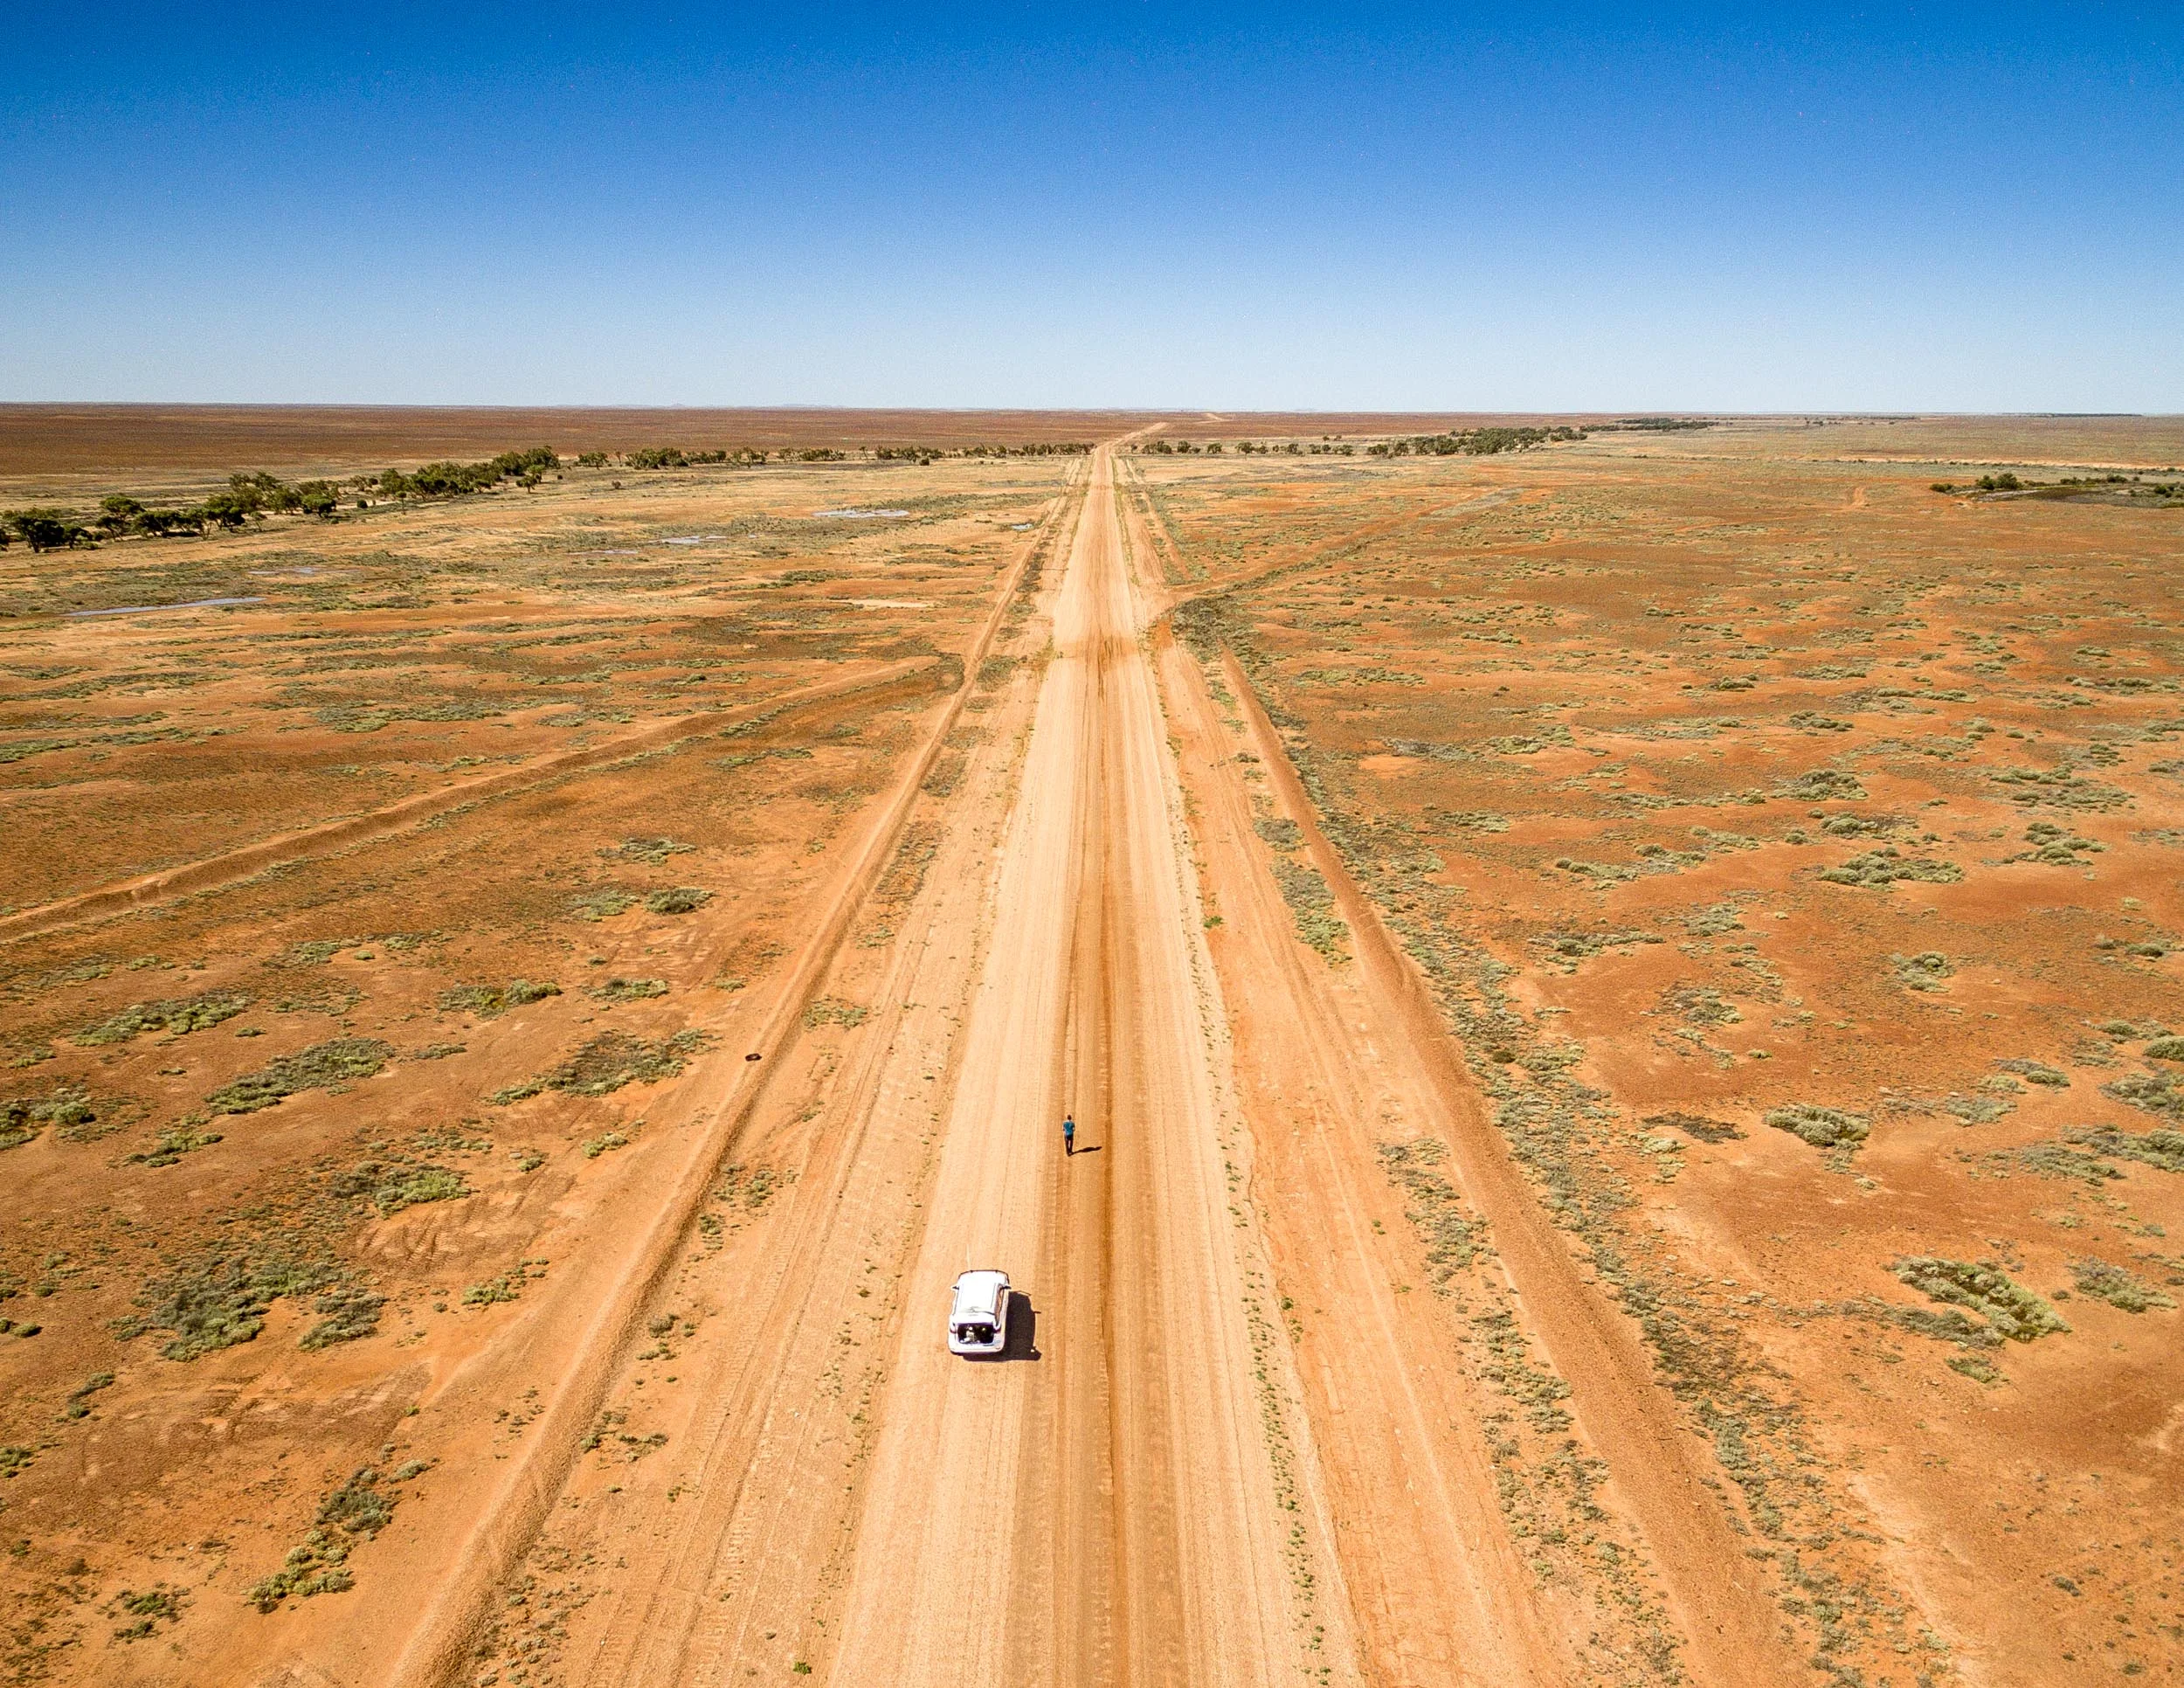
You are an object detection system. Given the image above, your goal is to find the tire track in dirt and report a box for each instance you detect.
[377,473,1084,1688]
[826,448,1351,1687]
[555,471,1096,1686]
[1148,609,1573,1686]
[0,659,933,946]
[1196,640,1811,1686]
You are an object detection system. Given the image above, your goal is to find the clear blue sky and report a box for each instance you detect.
[3,4,2179,411]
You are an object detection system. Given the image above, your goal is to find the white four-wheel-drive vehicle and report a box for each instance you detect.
[948,1269,1013,1357]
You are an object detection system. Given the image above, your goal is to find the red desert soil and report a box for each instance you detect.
[0,412,2179,1688]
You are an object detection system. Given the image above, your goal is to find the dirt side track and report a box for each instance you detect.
[310,471,1089,1688]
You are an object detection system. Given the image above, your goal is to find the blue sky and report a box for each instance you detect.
[3,4,2179,409]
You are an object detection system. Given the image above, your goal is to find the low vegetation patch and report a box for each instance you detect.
[206,1037,392,1114]
[2070,1257,2174,1313]
[1893,1256,2068,1342]
[1779,769,1868,801]
[1817,847,1963,889]
[438,979,560,1018]
[803,997,868,1030]
[492,1029,707,1102]
[1890,951,1953,991]
[570,889,639,921]
[1765,1103,1870,1150]
[1272,857,1347,959]
[327,1160,468,1215]
[2102,1069,2184,1123]
[644,887,712,915]
[114,1244,344,1359]
[106,1583,187,1643]
[602,836,694,864]
[74,989,250,1045]
[249,1467,401,1612]
[1994,1057,2069,1088]
[2070,1124,2184,1173]
[1664,984,1741,1028]
[0,1083,100,1150]
[591,977,667,1003]
[1377,1138,1477,1286]
[1644,1110,1744,1144]
[125,1120,225,1166]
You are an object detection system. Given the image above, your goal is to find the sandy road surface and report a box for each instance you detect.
[828,448,1348,1686]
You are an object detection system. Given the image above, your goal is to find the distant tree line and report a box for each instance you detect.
[1,446,559,551]
[1367,425,1586,457]
[1136,439,1353,456]
[565,442,1088,470]
[0,436,1103,551]
[1932,471,2182,501]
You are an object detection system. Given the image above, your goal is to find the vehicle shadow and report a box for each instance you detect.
[1002,1297,1040,1362]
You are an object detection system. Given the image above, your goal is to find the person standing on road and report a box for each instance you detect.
[1062,1113,1076,1157]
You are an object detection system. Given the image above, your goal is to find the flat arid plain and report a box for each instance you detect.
[1,408,2180,1688]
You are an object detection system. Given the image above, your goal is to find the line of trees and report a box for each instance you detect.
[377,446,558,497]
[1368,425,1586,457]
[1,447,562,550]
[1,435,1108,552]
[1134,439,1358,456]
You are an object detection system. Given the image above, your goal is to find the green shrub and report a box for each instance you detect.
[1778,769,1867,801]
[115,1247,342,1359]
[1643,1111,1744,1144]
[299,1286,386,1350]
[1891,951,1953,991]
[1818,848,1962,889]
[569,889,638,921]
[76,990,251,1045]
[248,1467,400,1611]
[125,1122,225,1166]
[2016,1141,2122,1183]
[1765,1103,1870,1149]
[1377,1138,1476,1284]
[2103,1070,2184,1123]
[492,1030,707,1103]
[462,1272,523,1305]
[437,979,560,1018]
[603,837,694,864]
[61,1372,114,1421]
[107,1582,186,1642]
[2070,1124,2184,1173]
[0,1084,100,1150]
[207,1038,392,1114]
[2070,1258,2174,1313]
[1273,858,1346,959]
[327,1161,468,1215]
[645,887,712,915]
[591,977,667,1004]
[1893,1256,2067,1342]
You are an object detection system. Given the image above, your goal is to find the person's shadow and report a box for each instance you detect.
[1002,1296,1041,1361]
